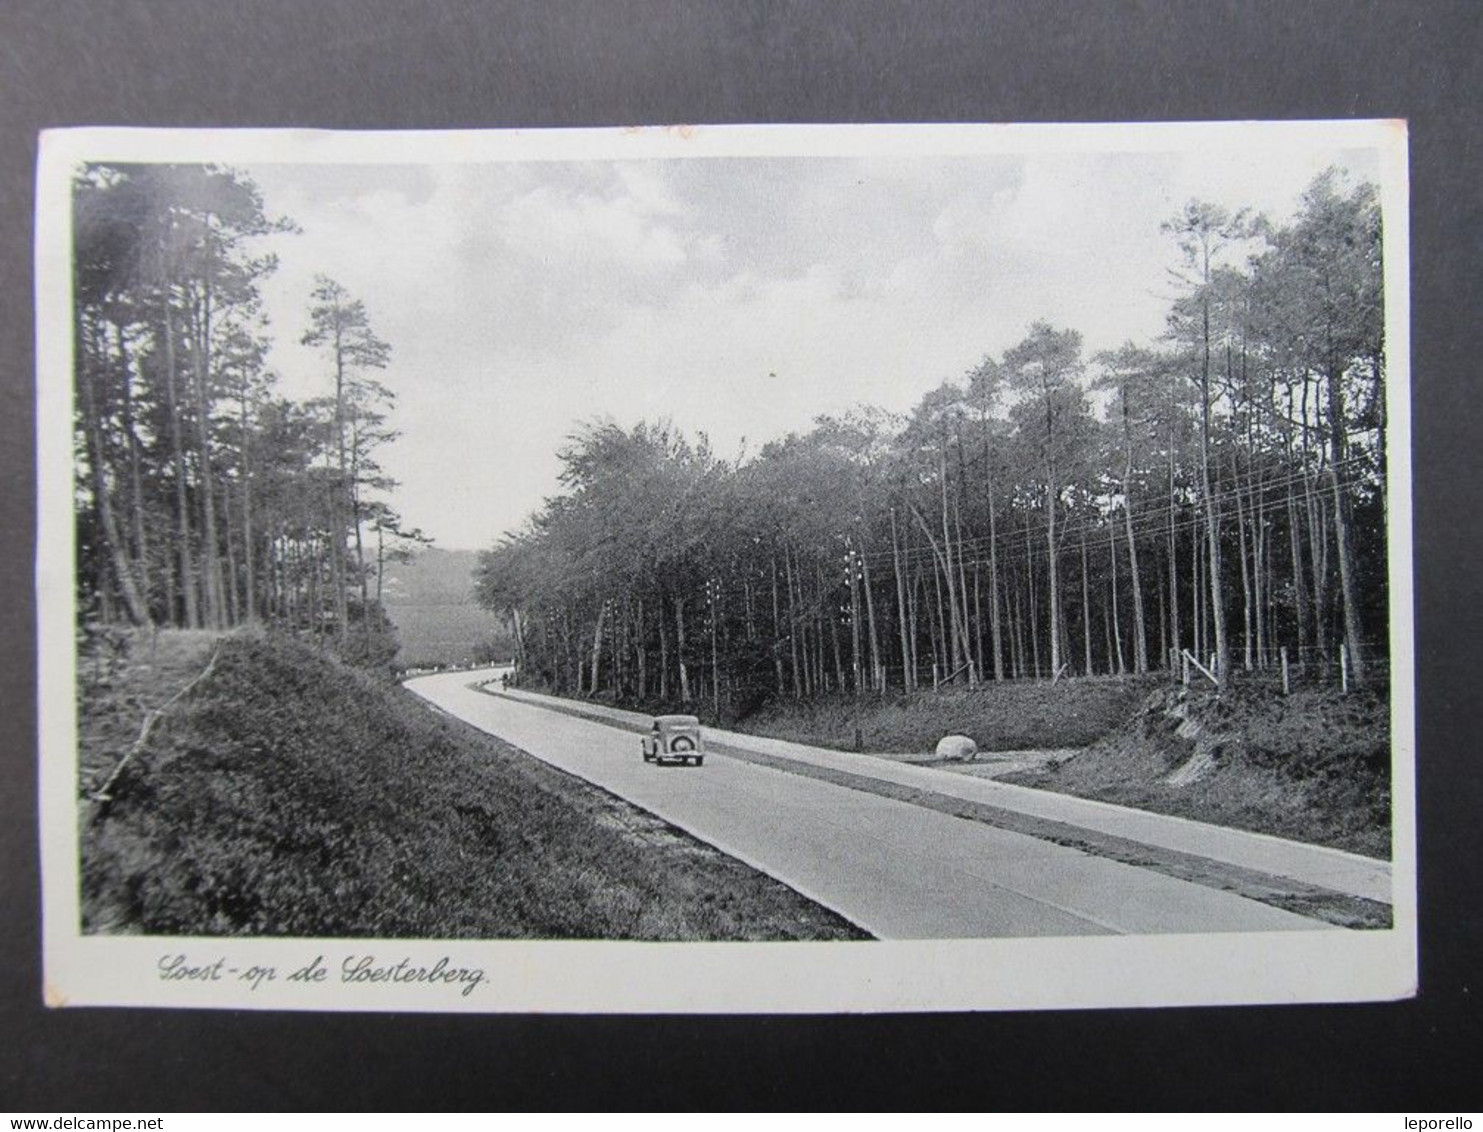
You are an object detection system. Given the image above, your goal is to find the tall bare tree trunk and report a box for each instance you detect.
[1167,427,1180,658]
[350,418,368,625]
[1327,365,1367,684]
[1103,584,1115,673]
[822,562,844,693]
[981,430,1005,680]
[710,581,721,716]
[1191,509,1203,661]
[161,304,199,628]
[1157,553,1169,665]
[1120,399,1148,672]
[930,551,947,677]
[902,564,917,688]
[785,547,803,698]
[239,386,257,622]
[113,320,152,615]
[1010,564,1026,678]
[972,562,985,683]
[1199,288,1230,691]
[589,599,607,695]
[634,599,646,698]
[674,594,691,703]
[1045,475,1061,678]
[189,232,226,630]
[658,597,670,700]
[936,447,969,678]
[890,511,911,690]
[80,334,150,627]
[1252,469,1266,668]
[860,538,882,692]
[331,324,350,638]
[1234,457,1253,670]
[1080,531,1093,675]
[848,552,862,695]
[771,556,785,695]
[952,497,975,685]
[1110,525,1126,674]
[222,479,240,625]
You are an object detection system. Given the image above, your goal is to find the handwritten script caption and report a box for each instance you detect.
[157,953,488,996]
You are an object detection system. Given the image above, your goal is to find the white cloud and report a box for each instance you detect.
[495,182,689,270]
[239,142,1384,551]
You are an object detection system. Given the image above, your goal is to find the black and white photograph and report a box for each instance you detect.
[36,121,1414,1012]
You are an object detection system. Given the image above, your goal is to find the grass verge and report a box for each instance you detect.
[79,630,865,940]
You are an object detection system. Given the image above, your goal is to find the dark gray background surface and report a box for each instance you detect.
[2,0,1478,1110]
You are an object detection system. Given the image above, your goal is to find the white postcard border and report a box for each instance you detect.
[36,121,1416,1013]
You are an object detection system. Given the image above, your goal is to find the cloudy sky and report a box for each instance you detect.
[241,139,1380,551]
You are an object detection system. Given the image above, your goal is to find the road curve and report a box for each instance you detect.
[406,669,1334,940]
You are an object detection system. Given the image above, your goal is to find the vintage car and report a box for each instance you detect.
[642,714,705,767]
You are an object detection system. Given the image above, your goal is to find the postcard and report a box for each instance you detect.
[36,120,1414,1011]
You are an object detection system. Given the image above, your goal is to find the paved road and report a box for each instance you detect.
[406,669,1338,940]
[494,684,1392,905]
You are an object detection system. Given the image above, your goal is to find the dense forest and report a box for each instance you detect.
[476,170,1388,707]
[73,163,426,663]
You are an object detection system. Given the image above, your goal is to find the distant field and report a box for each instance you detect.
[379,547,512,667]
[385,602,510,667]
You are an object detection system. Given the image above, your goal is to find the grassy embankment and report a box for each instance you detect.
[78,631,864,939]
[1001,681,1392,859]
[735,677,1159,754]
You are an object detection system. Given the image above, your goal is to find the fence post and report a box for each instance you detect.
[932,662,939,691]
[1181,650,1190,687]
[1280,646,1290,696]
[1340,642,1349,694]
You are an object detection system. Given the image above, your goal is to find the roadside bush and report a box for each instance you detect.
[326,602,401,674]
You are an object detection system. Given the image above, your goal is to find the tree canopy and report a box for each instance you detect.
[475,168,1389,705]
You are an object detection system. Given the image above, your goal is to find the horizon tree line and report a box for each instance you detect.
[476,168,1388,706]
